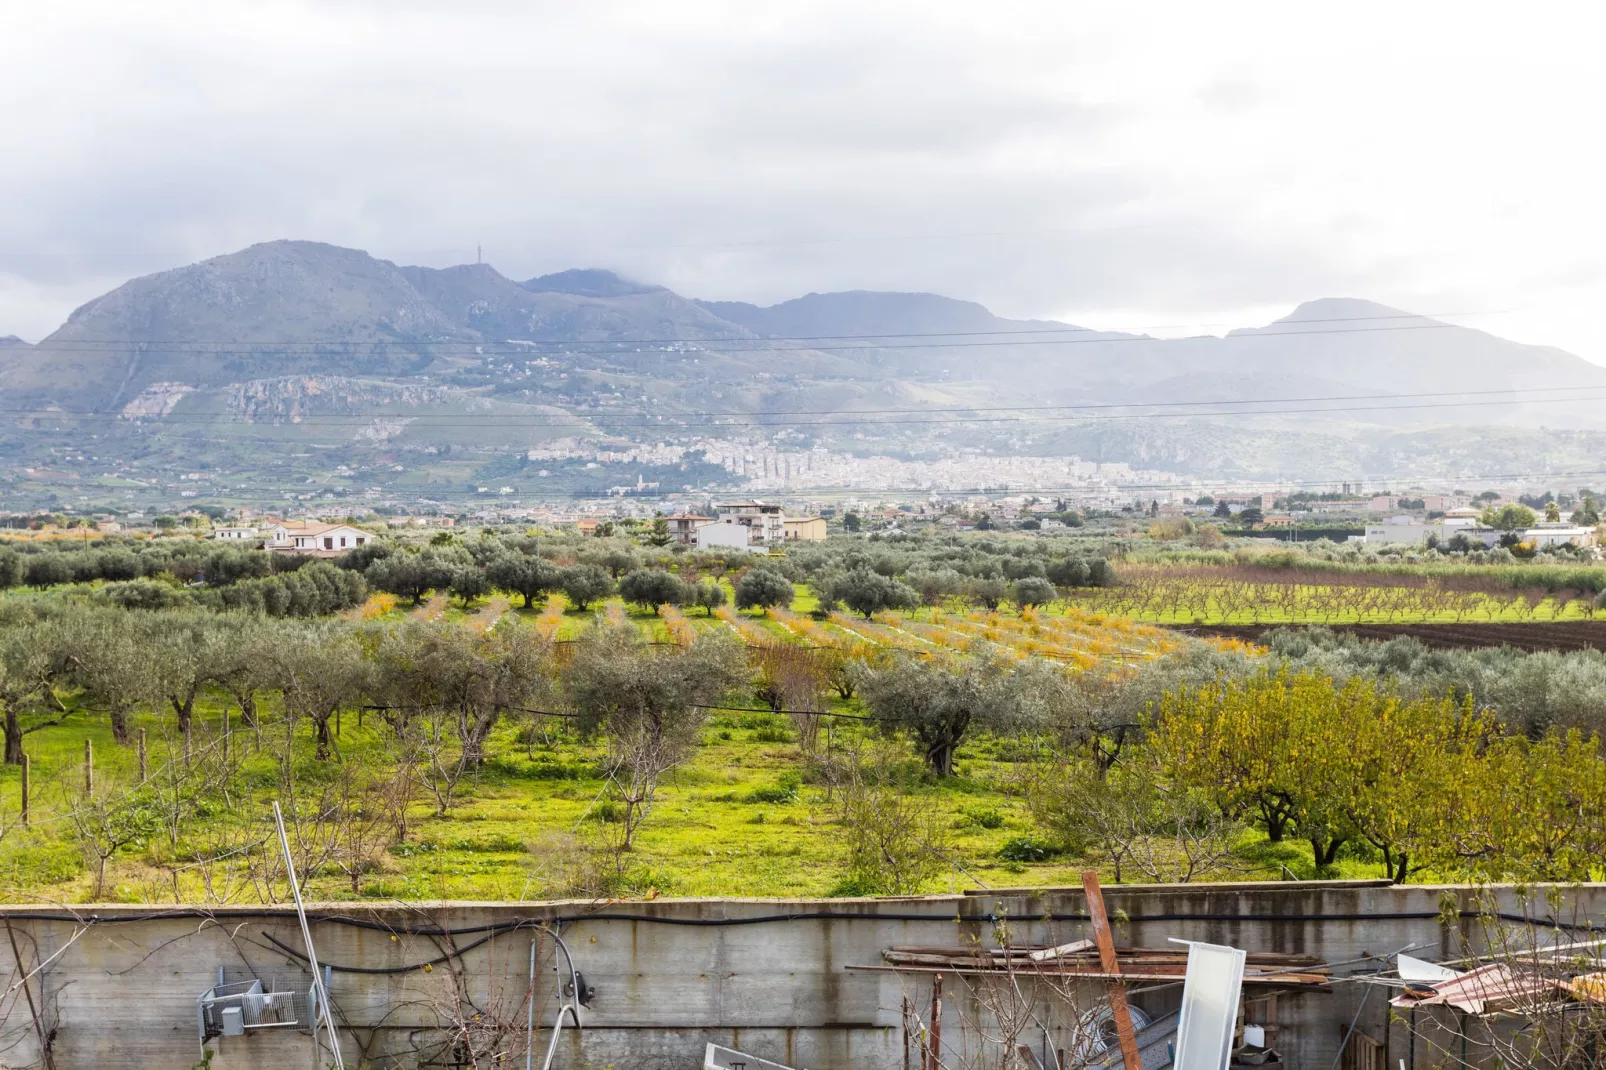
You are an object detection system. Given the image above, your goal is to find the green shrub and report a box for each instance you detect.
[955,805,1005,830]
[751,725,794,743]
[997,835,1060,862]
[744,772,801,804]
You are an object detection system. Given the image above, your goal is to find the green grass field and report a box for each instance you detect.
[0,583,1366,904]
[0,686,1350,904]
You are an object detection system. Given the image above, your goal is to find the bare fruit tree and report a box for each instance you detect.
[830,742,952,896]
[565,624,746,857]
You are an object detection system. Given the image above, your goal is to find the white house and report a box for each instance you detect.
[1524,523,1598,548]
[1362,515,1482,546]
[212,526,259,542]
[265,520,373,557]
[695,520,766,553]
[1362,516,1438,545]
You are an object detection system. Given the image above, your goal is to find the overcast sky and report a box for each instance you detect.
[2,1,1604,359]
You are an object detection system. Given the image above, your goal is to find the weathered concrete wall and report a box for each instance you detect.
[0,880,1597,1070]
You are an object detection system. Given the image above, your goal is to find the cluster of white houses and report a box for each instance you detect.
[210,502,823,556]
[1361,508,1598,548]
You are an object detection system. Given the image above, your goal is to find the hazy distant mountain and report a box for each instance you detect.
[697,289,1061,339]
[0,241,472,410]
[525,268,664,299]
[694,291,1606,419]
[8,240,1600,417]
[3,240,1605,503]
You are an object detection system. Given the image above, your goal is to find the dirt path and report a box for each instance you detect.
[409,592,449,622]
[470,595,510,632]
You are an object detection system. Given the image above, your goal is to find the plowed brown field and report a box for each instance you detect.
[1171,621,1606,652]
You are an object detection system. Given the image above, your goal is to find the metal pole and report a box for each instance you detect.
[20,754,28,825]
[902,995,911,1070]
[272,801,345,1070]
[526,934,538,1070]
[1326,984,1374,1070]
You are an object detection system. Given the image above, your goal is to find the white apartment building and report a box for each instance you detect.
[714,501,785,544]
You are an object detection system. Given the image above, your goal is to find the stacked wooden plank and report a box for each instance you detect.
[877,944,1331,989]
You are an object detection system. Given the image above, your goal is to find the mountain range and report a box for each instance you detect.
[2,239,1605,505]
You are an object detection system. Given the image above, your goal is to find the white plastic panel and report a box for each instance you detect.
[1173,941,1247,1070]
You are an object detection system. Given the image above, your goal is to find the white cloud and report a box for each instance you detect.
[1,0,1603,358]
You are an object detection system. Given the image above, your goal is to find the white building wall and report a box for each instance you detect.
[696,521,764,553]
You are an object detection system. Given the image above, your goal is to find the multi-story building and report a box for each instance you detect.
[715,501,785,544]
[666,514,714,546]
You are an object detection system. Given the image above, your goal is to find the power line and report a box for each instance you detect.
[14,309,1491,349]
[17,462,1606,511]
[10,389,1606,429]
[17,320,1494,355]
[7,381,1600,422]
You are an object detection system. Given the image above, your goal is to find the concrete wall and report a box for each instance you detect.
[0,880,1598,1070]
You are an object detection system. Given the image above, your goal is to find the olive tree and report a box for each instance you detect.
[618,568,690,614]
[265,622,369,760]
[365,549,458,606]
[0,622,66,764]
[691,580,726,616]
[485,553,559,609]
[964,576,1007,611]
[824,568,918,619]
[376,619,552,793]
[59,609,161,745]
[857,654,1053,776]
[1012,576,1057,608]
[734,567,794,612]
[565,625,746,851]
[559,564,614,611]
[141,611,230,736]
[449,565,491,608]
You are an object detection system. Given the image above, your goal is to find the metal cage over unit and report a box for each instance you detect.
[196,966,324,1044]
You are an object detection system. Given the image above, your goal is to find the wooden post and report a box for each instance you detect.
[19,754,28,826]
[928,973,942,1070]
[1083,871,1142,1070]
[83,739,93,796]
[138,729,147,781]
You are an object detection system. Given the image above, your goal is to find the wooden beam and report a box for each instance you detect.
[1083,870,1143,1070]
[1028,938,1095,962]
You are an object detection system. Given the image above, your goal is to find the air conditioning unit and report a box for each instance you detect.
[196,967,322,1044]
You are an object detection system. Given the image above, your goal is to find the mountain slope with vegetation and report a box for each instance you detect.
[3,240,1604,499]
